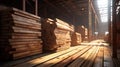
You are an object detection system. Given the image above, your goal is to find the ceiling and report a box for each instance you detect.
[43,0,89,16]
[0,0,100,27]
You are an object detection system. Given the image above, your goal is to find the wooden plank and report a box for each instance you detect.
[13,22,41,30]
[10,44,42,54]
[10,46,30,53]
[68,46,98,67]
[0,17,41,30]
[9,39,42,42]
[36,46,91,67]
[29,49,42,56]
[14,46,85,67]
[71,32,81,46]
[13,8,40,20]
[55,44,71,52]
[53,46,92,67]
[42,18,73,52]
[93,46,104,67]
[11,33,41,39]
[12,26,41,35]
[10,40,42,46]
[12,49,42,60]
[68,47,93,67]
[1,53,50,67]
[12,14,41,26]
[13,51,31,59]
[104,46,113,67]
[7,34,40,39]
[81,46,99,67]
[0,6,42,61]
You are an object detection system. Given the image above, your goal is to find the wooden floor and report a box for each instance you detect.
[1,40,118,67]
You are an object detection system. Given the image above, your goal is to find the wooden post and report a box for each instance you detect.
[108,0,112,45]
[112,0,117,58]
[90,0,100,25]
[88,0,92,41]
[35,0,38,15]
[90,0,100,39]
[94,15,97,39]
[95,15,97,33]
[23,0,26,11]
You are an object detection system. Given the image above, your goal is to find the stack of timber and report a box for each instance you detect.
[0,6,42,61]
[76,26,88,41]
[42,18,74,52]
[76,26,85,41]
[71,32,82,46]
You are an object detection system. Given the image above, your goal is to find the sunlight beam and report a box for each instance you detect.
[97,0,108,23]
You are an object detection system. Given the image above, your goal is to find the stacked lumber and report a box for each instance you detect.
[71,32,82,46]
[76,26,85,41]
[76,25,88,41]
[42,18,74,52]
[0,6,42,61]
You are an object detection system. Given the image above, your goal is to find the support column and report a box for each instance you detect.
[94,15,97,39]
[23,0,26,11]
[88,0,92,41]
[108,0,112,45]
[35,0,38,15]
[112,0,117,58]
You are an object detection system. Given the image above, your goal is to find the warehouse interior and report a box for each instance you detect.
[0,0,120,67]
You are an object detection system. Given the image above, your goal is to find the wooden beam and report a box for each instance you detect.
[112,0,118,58]
[90,0,100,23]
[94,15,97,33]
[88,0,92,41]
[23,0,26,11]
[35,0,38,15]
[108,0,112,46]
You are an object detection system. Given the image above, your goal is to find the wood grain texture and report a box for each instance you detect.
[71,32,82,46]
[0,6,42,61]
[42,18,74,52]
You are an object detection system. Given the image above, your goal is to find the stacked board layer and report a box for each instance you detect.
[71,32,82,46]
[0,6,42,61]
[42,18,74,52]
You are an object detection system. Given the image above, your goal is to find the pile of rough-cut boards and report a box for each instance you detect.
[71,32,82,46]
[2,44,113,67]
[42,18,74,52]
[0,6,42,60]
